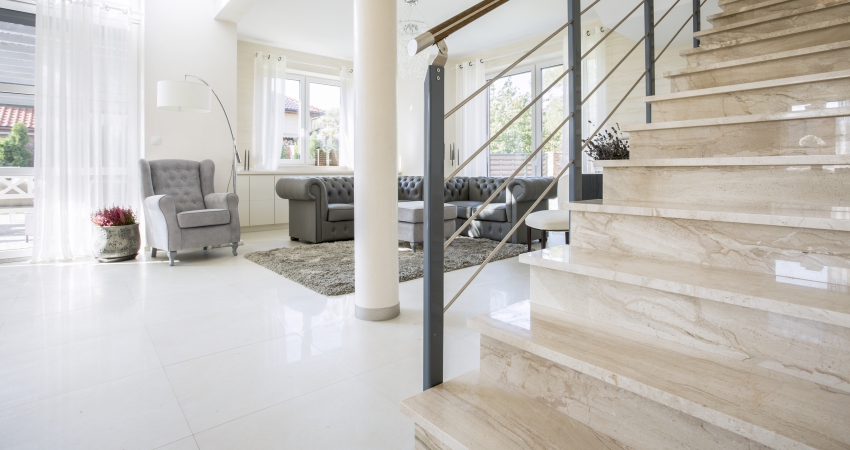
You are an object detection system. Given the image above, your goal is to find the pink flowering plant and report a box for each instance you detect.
[91,206,137,227]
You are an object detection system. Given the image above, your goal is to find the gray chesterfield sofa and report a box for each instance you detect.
[275,175,556,245]
[140,159,241,266]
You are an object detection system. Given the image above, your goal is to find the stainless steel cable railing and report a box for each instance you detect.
[413,0,704,390]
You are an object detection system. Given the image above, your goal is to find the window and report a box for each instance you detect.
[486,60,567,177]
[279,75,341,166]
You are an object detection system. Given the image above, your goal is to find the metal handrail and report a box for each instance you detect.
[408,0,510,57]
[444,111,575,248]
[444,21,571,120]
[445,66,573,182]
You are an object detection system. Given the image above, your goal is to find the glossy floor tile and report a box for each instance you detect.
[0,228,532,449]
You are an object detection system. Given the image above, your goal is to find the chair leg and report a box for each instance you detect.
[203,246,208,251]
[151,248,157,258]
[541,232,547,250]
[527,227,532,252]
[231,242,238,256]
[565,231,570,245]
[410,242,417,252]
[167,251,176,266]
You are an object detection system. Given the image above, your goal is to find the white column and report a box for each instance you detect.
[354,0,400,321]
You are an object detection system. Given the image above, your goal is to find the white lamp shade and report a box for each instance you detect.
[157,80,211,113]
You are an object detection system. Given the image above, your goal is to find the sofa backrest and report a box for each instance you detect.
[320,177,354,204]
[443,177,468,202]
[468,177,508,203]
[398,176,424,201]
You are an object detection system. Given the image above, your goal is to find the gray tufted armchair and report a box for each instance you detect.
[139,159,241,266]
[275,176,355,243]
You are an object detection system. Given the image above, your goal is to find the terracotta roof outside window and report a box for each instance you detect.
[0,106,34,130]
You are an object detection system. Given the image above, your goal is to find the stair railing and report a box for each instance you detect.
[412,0,706,391]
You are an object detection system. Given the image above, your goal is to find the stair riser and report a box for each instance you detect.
[700,5,850,46]
[720,0,803,13]
[530,266,850,390]
[670,45,850,92]
[685,22,850,67]
[413,425,451,450]
[629,117,850,158]
[603,164,850,209]
[650,78,850,122]
[479,336,772,450]
[570,210,850,281]
[712,0,839,26]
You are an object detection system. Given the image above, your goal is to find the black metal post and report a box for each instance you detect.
[567,0,582,202]
[693,0,701,47]
[423,64,444,390]
[644,0,655,123]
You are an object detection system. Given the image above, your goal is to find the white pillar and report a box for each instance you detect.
[354,0,400,321]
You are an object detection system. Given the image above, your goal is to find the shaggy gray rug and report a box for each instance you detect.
[244,237,527,296]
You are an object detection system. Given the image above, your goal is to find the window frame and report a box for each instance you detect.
[485,57,565,177]
[278,74,342,166]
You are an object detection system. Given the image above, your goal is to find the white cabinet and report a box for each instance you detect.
[274,176,289,224]
[248,175,275,226]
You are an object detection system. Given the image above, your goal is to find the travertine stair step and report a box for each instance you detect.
[696,0,850,45]
[622,106,850,158]
[667,41,850,92]
[521,242,850,389]
[681,17,850,67]
[710,0,839,26]
[596,155,850,208]
[469,302,850,450]
[719,0,804,13]
[400,370,626,450]
[646,70,850,122]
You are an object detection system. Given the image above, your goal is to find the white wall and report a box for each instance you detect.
[144,0,238,193]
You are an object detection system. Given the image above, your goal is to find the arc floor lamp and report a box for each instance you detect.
[157,75,241,193]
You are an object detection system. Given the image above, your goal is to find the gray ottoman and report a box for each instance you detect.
[398,201,458,251]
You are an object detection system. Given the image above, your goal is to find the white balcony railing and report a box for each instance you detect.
[0,167,35,208]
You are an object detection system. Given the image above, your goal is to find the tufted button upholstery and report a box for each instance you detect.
[468,177,508,203]
[398,176,424,201]
[322,177,354,204]
[443,177,469,202]
[148,160,205,214]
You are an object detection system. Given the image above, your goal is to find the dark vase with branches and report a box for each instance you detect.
[580,123,629,200]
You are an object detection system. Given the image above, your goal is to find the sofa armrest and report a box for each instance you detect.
[205,193,241,243]
[507,177,558,203]
[144,195,181,251]
[276,177,325,201]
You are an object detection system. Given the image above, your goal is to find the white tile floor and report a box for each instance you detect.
[0,228,553,450]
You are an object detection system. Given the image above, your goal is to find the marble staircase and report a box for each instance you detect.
[402,1,850,448]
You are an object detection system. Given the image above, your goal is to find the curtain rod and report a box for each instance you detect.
[255,52,353,73]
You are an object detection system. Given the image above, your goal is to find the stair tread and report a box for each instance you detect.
[668,40,850,78]
[401,370,626,450]
[622,103,849,132]
[680,18,850,57]
[710,0,823,20]
[520,243,850,327]
[469,301,850,450]
[566,198,850,232]
[594,154,850,167]
[645,69,850,103]
[695,0,849,37]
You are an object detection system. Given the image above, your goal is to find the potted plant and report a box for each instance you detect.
[91,206,141,262]
[582,123,630,200]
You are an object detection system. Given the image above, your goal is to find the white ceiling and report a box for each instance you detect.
[236,0,718,62]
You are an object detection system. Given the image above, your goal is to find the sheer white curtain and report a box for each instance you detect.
[455,60,488,176]
[33,0,143,262]
[252,53,287,170]
[339,66,355,169]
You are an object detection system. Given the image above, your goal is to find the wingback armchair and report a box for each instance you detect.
[139,159,241,266]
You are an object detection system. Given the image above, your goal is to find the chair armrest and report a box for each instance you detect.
[204,192,238,211]
[507,177,558,203]
[143,195,180,251]
[276,177,325,201]
[205,192,241,242]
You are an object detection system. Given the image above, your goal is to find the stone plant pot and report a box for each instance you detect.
[92,223,141,262]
